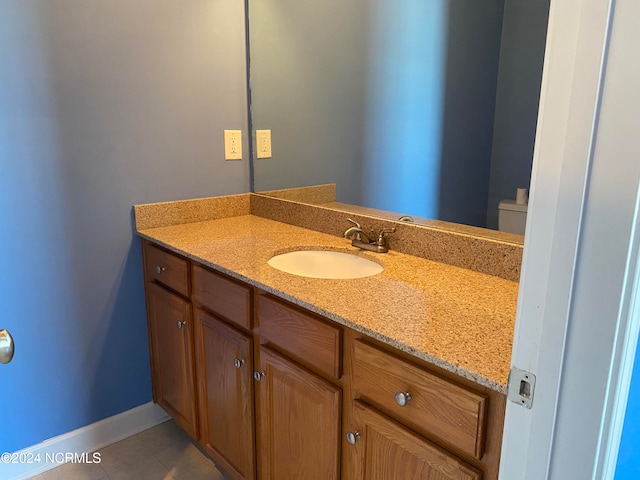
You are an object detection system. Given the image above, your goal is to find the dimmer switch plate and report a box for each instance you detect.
[256,130,272,159]
[224,130,242,160]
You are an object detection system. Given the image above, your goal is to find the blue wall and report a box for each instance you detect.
[360,0,505,227]
[250,0,504,227]
[615,338,640,478]
[362,0,448,220]
[434,0,504,227]
[485,0,549,229]
[0,0,249,453]
[249,0,369,205]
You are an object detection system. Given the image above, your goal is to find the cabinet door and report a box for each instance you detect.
[195,310,255,480]
[147,283,197,438]
[345,401,481,480]
[257,346,341,480]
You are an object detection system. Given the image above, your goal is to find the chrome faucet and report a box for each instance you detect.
[344,219,395,253]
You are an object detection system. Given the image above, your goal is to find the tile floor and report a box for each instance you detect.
[28,420,228,480]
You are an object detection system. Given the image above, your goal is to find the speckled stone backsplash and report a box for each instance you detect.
[258,183,336,204]
[250,194,523,282]
[134,192,523,281]
[134,193,251,229]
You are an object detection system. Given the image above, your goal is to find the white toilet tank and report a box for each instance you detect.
[498,200,528,235]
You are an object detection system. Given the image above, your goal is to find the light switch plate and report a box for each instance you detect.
[256,130,272,159]
[224,130,242,160]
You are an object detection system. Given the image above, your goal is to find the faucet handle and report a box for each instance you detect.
[377,227,396,245]
[347,218,361,229]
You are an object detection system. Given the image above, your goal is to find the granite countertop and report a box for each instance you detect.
[137,213,518,393]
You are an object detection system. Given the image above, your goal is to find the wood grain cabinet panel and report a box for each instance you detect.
[352,340,487,459]
[258,295,342,379]
[141,240,505,480]
[256,345,341,480]
[146,282,198,438]
[194,309,255,480]
[193,265,252,329]
[144,243,190,296]
[345,401,482,480]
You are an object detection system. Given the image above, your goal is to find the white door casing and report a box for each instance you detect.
[500,0,640,478]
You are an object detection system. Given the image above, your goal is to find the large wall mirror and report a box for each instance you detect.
[248,0,549,235]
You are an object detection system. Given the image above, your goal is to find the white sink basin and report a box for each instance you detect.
[268,250,383,279]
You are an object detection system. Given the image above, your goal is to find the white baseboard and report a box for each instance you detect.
[3,402,169,480]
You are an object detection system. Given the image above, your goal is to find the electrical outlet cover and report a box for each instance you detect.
[256,130,272,159]
[224,130,242,160]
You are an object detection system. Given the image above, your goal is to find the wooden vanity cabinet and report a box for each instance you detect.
[191,262,256,480]
[141,240,506,480]
[255,294,344,480]
[144,269,198,439]
[344,334,505,479]
[194,309,255,480]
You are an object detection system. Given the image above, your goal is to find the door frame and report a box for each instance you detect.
[500,0,640,477]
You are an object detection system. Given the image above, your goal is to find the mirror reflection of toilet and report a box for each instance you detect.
[498,188,528,235]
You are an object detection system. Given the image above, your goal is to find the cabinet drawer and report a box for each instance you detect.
[193,265,252,330]
[352,340,487,459]
[144,243,189,296]
[258,295,342,379]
